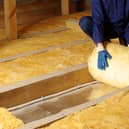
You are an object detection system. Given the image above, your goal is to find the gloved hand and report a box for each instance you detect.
[98,50,112,70]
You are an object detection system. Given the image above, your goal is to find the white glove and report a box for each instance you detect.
[97,43,105,52]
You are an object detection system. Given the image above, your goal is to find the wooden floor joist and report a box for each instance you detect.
[38,85,129,129]
[4,0,17,40]
[0,63,93,108]
[15,81,129,129]
[61,0,69,15]
[3,0,70,40]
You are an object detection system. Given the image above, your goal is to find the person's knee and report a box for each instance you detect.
[79,16,92,33]
[79,16,87,28]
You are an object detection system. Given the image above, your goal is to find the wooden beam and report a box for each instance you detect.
[4,0,17,40]
[61,0,69,15]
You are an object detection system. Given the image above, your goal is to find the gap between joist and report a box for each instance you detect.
[9,81,98,112]
[17,83,129,129]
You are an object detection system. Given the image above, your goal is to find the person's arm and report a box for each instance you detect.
[92,1,112,70]
[92,0,105,44]
[124,23,129,46]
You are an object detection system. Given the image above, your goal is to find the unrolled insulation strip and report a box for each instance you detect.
[20,27,69,38]
[0,63,87,93]
[0,39,87,63]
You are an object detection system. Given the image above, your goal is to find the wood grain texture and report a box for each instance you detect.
[4,0,17,40]
[0,66,93,108]
[61,0,69,15]
[40,89,129,129]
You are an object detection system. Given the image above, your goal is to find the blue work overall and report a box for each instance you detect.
[79,0,129,46]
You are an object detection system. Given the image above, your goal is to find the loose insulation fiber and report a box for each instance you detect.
[88,43,129,88]
[0,108,23,129]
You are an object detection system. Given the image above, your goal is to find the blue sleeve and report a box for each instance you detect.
[124,23,129,44]
[92,0,105,44]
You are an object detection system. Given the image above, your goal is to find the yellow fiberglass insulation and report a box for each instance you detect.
[88,43,129,88]
[0,42,95,86]
[0,29,87,59]
[0,108,23,129]
[88,83,117,100]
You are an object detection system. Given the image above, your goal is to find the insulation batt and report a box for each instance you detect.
[88,43,129,88]
[0,11,94,86]
[0,11,87,40]
[0,108,23,129]
[21,11,87,35]
[0,30,86,59]
[0,42,95,86]
[0,11,88,58]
